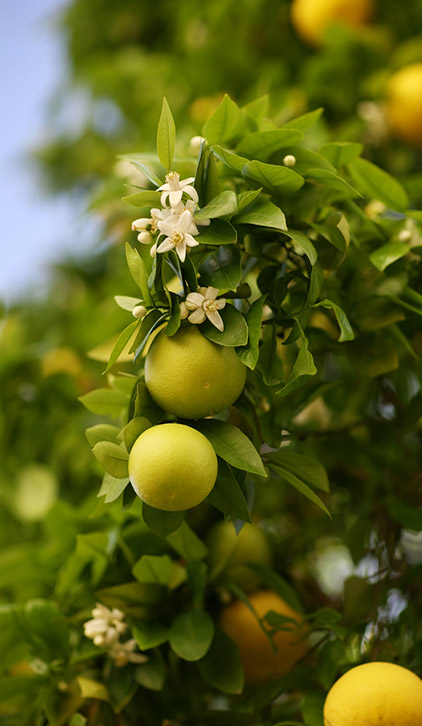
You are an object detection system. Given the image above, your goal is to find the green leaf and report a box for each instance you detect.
[77,677,109,701]
[301,691,325,726]
[201,304,248,346]
[204,150,220,204]
[236,128,304,161]
[212,145,249,172]
[319,142,363,168]
[236,188,262,212]
[233,197,287,232]
[246,563,304,613]
[167,521,208,560]
[237,295,266,370]
[98,473,129,503]
[169,610,214,661]
[195,190,237,220]
[104,320,139,373]
[207,459,251,522]
[347,157,409,211]
[85,423,120,447]
[142,504,185,537]
[354,296,405,330]
[256,329,284,386]
[277,322,317,397]
[135,651,166,691]
[129,160,163,187]
[196,419,266,477]
[308,261,324,305]
[242,94,269,123]
[92,441,129,478]
[265,449,329,493]
[242,160,304,194]
[156,97,176,170]
[130,309,167,359]
[197,218,237,246]
[122,190,162,207]
[313,299,354,341]
[370,242,410,271]
[282,107,323,131]
[202,94,243,145]
[198,245,241,290]
[133,621,169,650]
[306,168,361,199]
[132,554,186,590]
[114,295,144,311]
[267,462,331,516]
[197,628,244,694]
[122,416,151,451]
[125,243,153,305]
[133,381,164,423]
[23,599,70,661]
[284,229,317,265]
[166,292,181,337]
[79,388,129,418]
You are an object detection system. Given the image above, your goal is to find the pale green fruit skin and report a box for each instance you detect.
[144,325,247,419]
[207,521,272,592]
[128,423,218,511]
[324,662,422,726]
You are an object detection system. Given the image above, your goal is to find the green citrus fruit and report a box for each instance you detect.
[387,63,422,146]
[207,521,272,592]
[323,662,422,726]
[128,423,218,511]
[291,0,373,46]
[144,325,247,419]
[219,590,307,685]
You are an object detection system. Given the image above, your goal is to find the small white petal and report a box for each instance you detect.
[178,210,194,233]
[179,301,189,319]
[185,234,199,248]
[182,184,199,204]
[176,240,187,262]
[150,243,157,258]
[131,218,151,231]
[157,238,175,254]
[188,308,207,325]
[185,292,204,310]
[214,298,226,310]
[93,634,106,646]
[158,217,179,236]
[169,189,184,207]
[129,652,149,664]
[206,310,224,331]
[180,177,196,186]
[204,286,219,301]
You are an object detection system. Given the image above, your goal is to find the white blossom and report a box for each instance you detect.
[158,171,199,208]
[156,209,199,262]
[83,603,147,668]
[283,154,296,167]
[181,286,226,331]
[189,136,206,155]
[132,207,175,238]
[109,639,149,667]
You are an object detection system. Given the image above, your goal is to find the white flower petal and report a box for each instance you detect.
[185,292,204,309]
[131,218,151,231]
[185,235,199,248]
[215,298,226,310]
[204,286,219,301]
[137,231,153,245]
[183,184,199,203]
[180,177,195,186]
[158,217,178,236]
[129,653,149,664]
[206,310,224,331]
[196,217,210,227]
[169,189,184,207]
[150,242,157,257]
[176,240,187,262]
[188,308,206,325]
[179,301,189,319]
[178,210,194,233]
[157,238,175,254]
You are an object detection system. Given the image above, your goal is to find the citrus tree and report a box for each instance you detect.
[3,95,422,726]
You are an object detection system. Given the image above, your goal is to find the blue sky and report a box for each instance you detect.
[0,0,98,305]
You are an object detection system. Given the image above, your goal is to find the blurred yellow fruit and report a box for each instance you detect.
[219,590,307,685]
[324,662,422,726]
[144,325,247,419]
[128,423,218,511]
[290,0,373,46]
[207,521,272,592]
[41,347,82,378]
[386,63,422,146]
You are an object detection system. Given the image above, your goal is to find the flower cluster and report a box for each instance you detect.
[131,171,210,262]
[180,286,226,332]
[83,603,148,667]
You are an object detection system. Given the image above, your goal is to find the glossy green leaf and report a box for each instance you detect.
[132,554,186,589]
[236,128,304,161]
[198,245,241,290]
[166,292,181,337]
[236,188,262,212]
[122,416,151,451]
[282,107,323,131]
[370,242,410,271]
[196,419,266,476]
[133,621,169,650]
[135,651,166,691]
[212,145,249,172]
[125,243,153,305]
[265,449,329,493]
[256,329,284,386]
[79,388,129,418]
[284,229,317,265]
[129,160,163,187]
[195,190,237,220]
[233,197,287,231]
[277,322,317,396]
[122,190,161,207]
[156,97,175,169]
[200,304,248,346]
[313,299,354,341]
[319,142,363,168]
[197,628,244,694]
[166,521,208,560]
[202,94,243,145]
[85,423,120,447]
[104,320,139,373]
[204,149,220,204]
[306,168,361,199]
[237,295,266,369]
[267,462,331,516]
[114,295,143,311]
[246,562,304,613]
[197,218,237,245]
[347,157,409,211]
[207,459,251,522]
[242,160,304,194]
[142,504,185,537]
[169,610,214,661]
[98,473,129,503]
[92,441,129,478]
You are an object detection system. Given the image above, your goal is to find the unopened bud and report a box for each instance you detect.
[137,231,153,245]
[283,154,296,167]
[398,229,412,242]
[132,304,147,319]
[189,136,206,155]
[365,200,387,218]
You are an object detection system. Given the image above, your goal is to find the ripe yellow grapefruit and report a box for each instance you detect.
[386,63,422,146]
[207,521,272,593]
[324,662,422,726]
[128,423,218,511]
[290,0,373,46]
[219,590,307,685]
[144,325,247,419]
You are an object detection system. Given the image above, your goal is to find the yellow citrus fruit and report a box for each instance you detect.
[144,325,247,419]
[207,521,272,593]
[290,0,373,46]
[219,590,307,685]
[386,63,422,146]
[324,662,422,726]
[128,423,218,511]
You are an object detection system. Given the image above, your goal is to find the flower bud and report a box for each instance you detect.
[137,231,153,245]
[283,154,296,167]
[132,305,147,319]
[189,136,206,155]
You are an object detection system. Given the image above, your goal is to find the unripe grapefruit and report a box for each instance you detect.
[219,590,307,685]
[290,0,373,46]
[144,325,247,419]
[128,423,218,511]
[324,662,422,726]
[386,63,422,146]
[207,521,272,593]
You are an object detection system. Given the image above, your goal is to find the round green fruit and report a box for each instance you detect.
[128,423,218,511]
[144,325,247,419]
[207,521,272,592]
